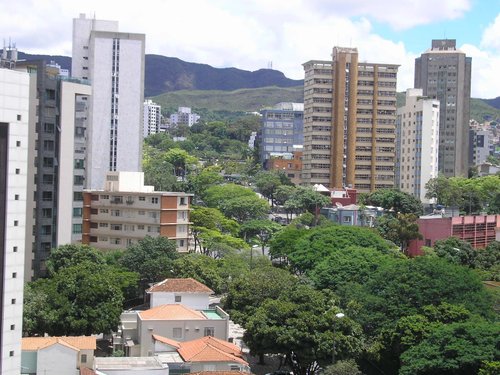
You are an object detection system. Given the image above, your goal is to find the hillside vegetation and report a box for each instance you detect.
[152,86,304,113]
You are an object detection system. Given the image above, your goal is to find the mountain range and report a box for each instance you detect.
[11,52,500,118]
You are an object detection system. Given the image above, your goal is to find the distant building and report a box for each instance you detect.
[302,48,399,192]
[396,88,440,203]
[259,102,304,165]
[469,129,491,166]
[82,172,192,252]
[330,187,357,206]
[266,149,303,185]
[0,65,30,375]
[414,39,472,177]
[408,214,500,256]
[477,162,500,177]
[72,14,145,190]
[248,131,257,149]
[321,204,385,227]
[144,99,162,137]
[170,107,200,127]
[147,278,214,310]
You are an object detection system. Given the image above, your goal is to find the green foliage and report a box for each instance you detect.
[220,195,270,223]
[190,166,224,197]
[143,144,181,191]
[360,189,423,215]
[120,236,178,283]
[46,244,105,275]
[399,320,500,375]
[240,219,283,253]
[322,360,362,375]
[425,175,500,214]
[343,257,495,334]
[190,206,239,236]
[172,253,224,293]
[309,246,400,291]
[25,262,126,336]
[479,361,500,375]
[284,186,331,218]
[375,213,422,253]
[285,225,393,273]
[243,284,364,375]
[269,224,309,259]
[202,183,256,207]
[434,237,477,267]
[223,265,298,325]
[196,227,249,257]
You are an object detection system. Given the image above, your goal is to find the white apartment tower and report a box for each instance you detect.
[0,67,30,375]
[72,14,145,190]
[143,99,161,137]
[396,89,440,203]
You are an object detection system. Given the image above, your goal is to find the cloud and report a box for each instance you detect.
[461,44,500,99]
[481,13,500,50]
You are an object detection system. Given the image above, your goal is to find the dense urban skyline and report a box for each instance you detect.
[0,0,499,97]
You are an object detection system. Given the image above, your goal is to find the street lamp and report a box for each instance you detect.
[332,312,345,364]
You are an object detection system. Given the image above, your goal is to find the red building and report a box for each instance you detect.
[330,188,357,206]
[408,214,500,256]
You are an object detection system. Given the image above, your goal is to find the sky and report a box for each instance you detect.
[1,0,499,98]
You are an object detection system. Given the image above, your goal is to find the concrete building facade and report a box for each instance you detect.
[302,47,399,192]
[414,39,472,177]
[469,129,491,166]
[0,66,30,375]
[170,107,200,127]
[260,102,304,165]
[143,99,162,137]
[396,88,440,203]
[82,172,192,252]
[72,14,145,190]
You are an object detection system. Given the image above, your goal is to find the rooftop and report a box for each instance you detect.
[148,278,214,294]
[139,304,208,320]
[95,356,167,370]
[22,336,97,351]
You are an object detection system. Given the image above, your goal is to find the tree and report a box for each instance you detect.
[120,236,178,284]
[342,257,495,335]
[202,183,256,208]
[360,189,423,215]
[269,224,309,260]
[243,284,364,375]
[322,360,362,375]
[375,213,422,253]
[240,219,283,254]
[284,225,393,273]
[25,262,127,336]
[46,244,105,275]
[196,227,249,257]
[190,166,224,197]
[425,174,460,206]
[220,195,270,223]
[255,171,284,207]
[285,186,331,225]
[164,148,198,179]
[433,237,477,267]
[143,145,180,191]
[399,320,500,375]
[190,206,239,252]
[172,253,224,293]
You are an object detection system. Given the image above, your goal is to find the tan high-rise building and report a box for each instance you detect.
[302,47,399,193]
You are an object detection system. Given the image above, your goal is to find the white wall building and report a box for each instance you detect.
[0,67,30,375]
[170,107,200,127]
[147,278,214,310]
[72,14,145,190]
[396,88,440,203]
[144,99,162,137]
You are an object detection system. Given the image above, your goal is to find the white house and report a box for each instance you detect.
[21,336,96,375]
[147,278,214,309]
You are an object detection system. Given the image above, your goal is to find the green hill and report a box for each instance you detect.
[152,85,304,113]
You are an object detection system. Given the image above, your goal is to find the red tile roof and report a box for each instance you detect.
[22,336,97,351]
[80,367,97,375]
[152,334,181,348]
[139,304,206,320]
[178,337,247,365]
[148,278,214,294]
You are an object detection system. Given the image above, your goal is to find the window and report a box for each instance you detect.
[343,216,352,223]
[74,159,84,169]
[42,208,52,218]
[42,225,51,235]
[173,327,182,338]
[81,354,87,363]
[111,210,121,217]
[43,140,54,151]
[151,197,159,204]
[14,220,19,227]
[180,197,186,205]
[17,114,22,121]
[13,246,18,252]
[15,168,20,174]
[100,209,109,214]
[99,222,109,228]
[204,327,215,336]
[9,351,14,357]
[73,208,82,217]
[12,273,17,279]
[11,298,16,304]
[111,224,122,231]
[73,192,83,201]
[175,295,182,303]
[139,196,145,201]
[178,239,185,247]
[43,174,53,185]
[137,225,145,230]
[15,194,19,200]
[72,224,82,234]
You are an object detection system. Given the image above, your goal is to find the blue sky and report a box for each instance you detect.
[0,0,498,98]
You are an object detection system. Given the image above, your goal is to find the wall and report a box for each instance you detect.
[36,344,78,375]
[408,217,451,256]
[150,293,210,310]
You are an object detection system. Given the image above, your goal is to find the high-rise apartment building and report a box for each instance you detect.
[170,107,200,127]
[0,65,30,375]
[16,60,91,279]
[260,102,304,167]
[143,99,161,137]
[302,47,399,192]
[469,129,491,166]
[396,89,440,203]
[72,14,145,190]
[414,39,471,177]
